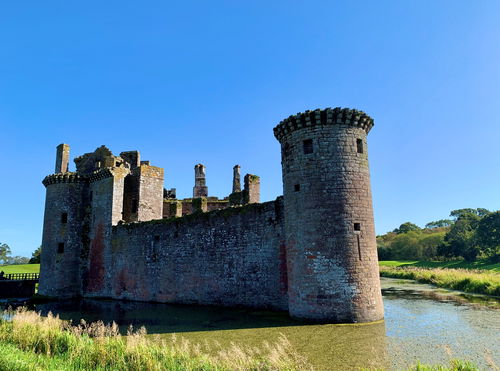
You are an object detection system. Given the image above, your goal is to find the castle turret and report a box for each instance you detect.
[193,164,208,197]
[39,145,87,298]
[274,107,384,323]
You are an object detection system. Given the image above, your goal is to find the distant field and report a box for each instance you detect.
[0,264,40,274]
[379,260,500,272]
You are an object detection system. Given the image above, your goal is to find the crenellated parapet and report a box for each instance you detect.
[88,168,114,183]
[42,172,87,187]
[273,107,374,142]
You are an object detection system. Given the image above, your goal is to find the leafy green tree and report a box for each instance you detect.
[390,231,421,259]
[393,222,421,234]
[29,246,42,264]
[450,208,490,220]
[441,212,480,261]
[425,219,453,229]
[475,211,500,262]
[419,232,446,259]
[0,243,11,264]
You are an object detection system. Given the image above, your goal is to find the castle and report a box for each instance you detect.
[39,107,384,323]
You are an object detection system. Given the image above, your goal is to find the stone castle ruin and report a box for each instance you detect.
[39,107,384,323]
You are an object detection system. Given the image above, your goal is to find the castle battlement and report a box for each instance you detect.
[42,172,87,186]
[273,107,374,141]
[38,107,384,324]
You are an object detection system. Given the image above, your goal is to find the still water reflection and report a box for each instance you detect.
[31,278,499,370]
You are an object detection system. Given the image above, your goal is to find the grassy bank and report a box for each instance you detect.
[379,260,500,272]
[0,308,311,371]
[0,309,482,371]
[379,265,500,296]
[0,264,40,274]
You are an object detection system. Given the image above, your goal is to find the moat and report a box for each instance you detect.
[12,278,495,370]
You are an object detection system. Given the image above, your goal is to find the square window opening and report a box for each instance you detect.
[303,139,313,154]
[354,223,361,231]
[61,213,68,224]
[356,139,363,154]
[57,242,65,254]
[294,184,301,192]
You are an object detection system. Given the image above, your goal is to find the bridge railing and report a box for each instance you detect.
[1,273,40,281]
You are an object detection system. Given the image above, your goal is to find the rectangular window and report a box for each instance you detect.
[303,139,313,154]
[356,139,363,154]
[354,223,361,231]
[57,243,65,254]
[294,184,301,192]
[61,213,68,224]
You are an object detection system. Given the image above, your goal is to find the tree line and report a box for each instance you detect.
[377,208,500,262]
[0,243,40,265]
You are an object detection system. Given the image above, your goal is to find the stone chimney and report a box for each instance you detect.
[55,144,70,173]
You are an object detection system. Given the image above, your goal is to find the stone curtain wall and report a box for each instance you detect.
[102,199,288,310]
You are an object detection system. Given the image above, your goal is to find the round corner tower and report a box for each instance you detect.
[274,107,384,323]
[39,144,87,298]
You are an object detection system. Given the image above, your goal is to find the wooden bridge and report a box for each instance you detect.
[0,273,39,298]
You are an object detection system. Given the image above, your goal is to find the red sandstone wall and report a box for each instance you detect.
[103,199,288,310]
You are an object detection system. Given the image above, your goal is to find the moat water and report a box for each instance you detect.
[7,278,500,370]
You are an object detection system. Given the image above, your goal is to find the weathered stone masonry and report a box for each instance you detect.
[39,107,384,323]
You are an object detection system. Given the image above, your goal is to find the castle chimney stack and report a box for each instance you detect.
[232,165,241,193]
[55,143,70,173]
[243,174,260,204]
[193,164,208,197]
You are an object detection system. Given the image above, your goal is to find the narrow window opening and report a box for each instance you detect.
[356,139,363,154]
[57,243,65,254]
[294,184,301,192]
[303,139,313,154]
[357,235,362,261]
[61,213,68,224]
[354,223,361,231]
[131,199,138,213]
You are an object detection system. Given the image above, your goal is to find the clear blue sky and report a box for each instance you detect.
[1,1,500,257]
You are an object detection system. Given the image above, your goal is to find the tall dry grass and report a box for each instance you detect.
[0,307,313,371]
[379,266,500,296]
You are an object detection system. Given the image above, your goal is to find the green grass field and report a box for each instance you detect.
[379,260,500,296]
[379,260,500,272]
[0,264,40,274]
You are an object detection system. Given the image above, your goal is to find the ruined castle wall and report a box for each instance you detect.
[137,165,164,221]
[85,170,128,295]
[163,199,230,218]
[100,198,288,310]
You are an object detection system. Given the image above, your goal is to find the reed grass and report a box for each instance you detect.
[379,266,500,296]
[0,308,485,370]
[0,307,312,370]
